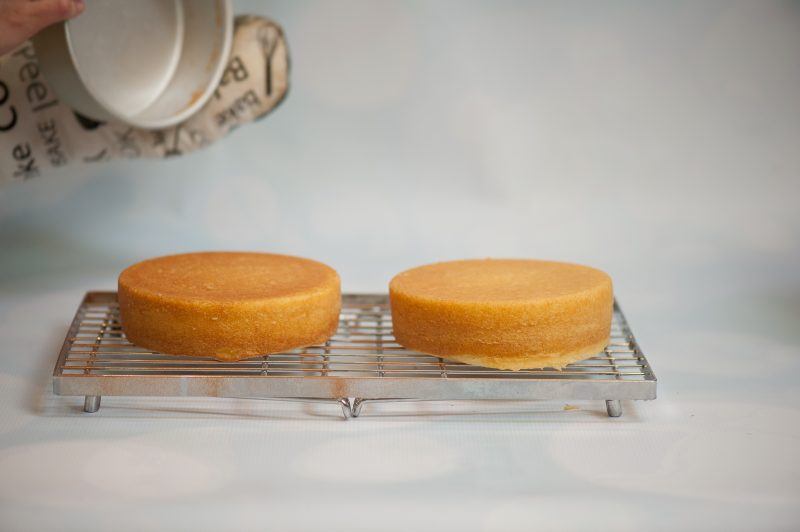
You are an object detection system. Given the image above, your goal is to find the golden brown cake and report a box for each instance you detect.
[389,259,613,370]
[118,252,341,360]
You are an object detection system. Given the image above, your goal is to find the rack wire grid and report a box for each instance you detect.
[53,292,656,419]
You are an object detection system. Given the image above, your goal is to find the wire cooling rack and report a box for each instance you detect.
[53,292,656,419]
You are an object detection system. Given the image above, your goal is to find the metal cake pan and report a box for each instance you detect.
[33,0,232,129]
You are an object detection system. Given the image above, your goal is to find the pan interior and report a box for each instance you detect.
[65,0,230,128]
[67,0,184,117]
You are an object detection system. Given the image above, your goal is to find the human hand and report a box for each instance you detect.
[0,15,288,182]
[0,0,85,56]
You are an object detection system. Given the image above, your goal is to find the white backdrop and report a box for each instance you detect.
[1,0,797,298]
[0,1,799,530]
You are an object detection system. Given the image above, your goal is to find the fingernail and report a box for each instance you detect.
[72,0,85,15]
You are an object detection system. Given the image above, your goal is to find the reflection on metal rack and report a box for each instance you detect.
[53,292,656,419]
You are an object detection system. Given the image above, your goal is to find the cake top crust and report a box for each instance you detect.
[390,259,611,303]
[119,252,339,303]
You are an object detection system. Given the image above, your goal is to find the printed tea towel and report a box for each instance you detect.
[0,15,288,182]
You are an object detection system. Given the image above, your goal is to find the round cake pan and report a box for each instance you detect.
[33,0,232,129]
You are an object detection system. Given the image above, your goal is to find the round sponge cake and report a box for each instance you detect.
[118,252,341,360]
[389,259,612,370]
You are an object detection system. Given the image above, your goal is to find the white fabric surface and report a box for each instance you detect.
[1,1,799,530]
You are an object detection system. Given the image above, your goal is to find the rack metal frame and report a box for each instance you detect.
[53,292,656,419]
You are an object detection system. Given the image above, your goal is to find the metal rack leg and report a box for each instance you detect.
[338,398,353,419]
[83,395,101,413]
[605,400,622,418]
[352,398,364,417]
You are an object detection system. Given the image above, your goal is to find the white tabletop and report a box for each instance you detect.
[0,271,798,531]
